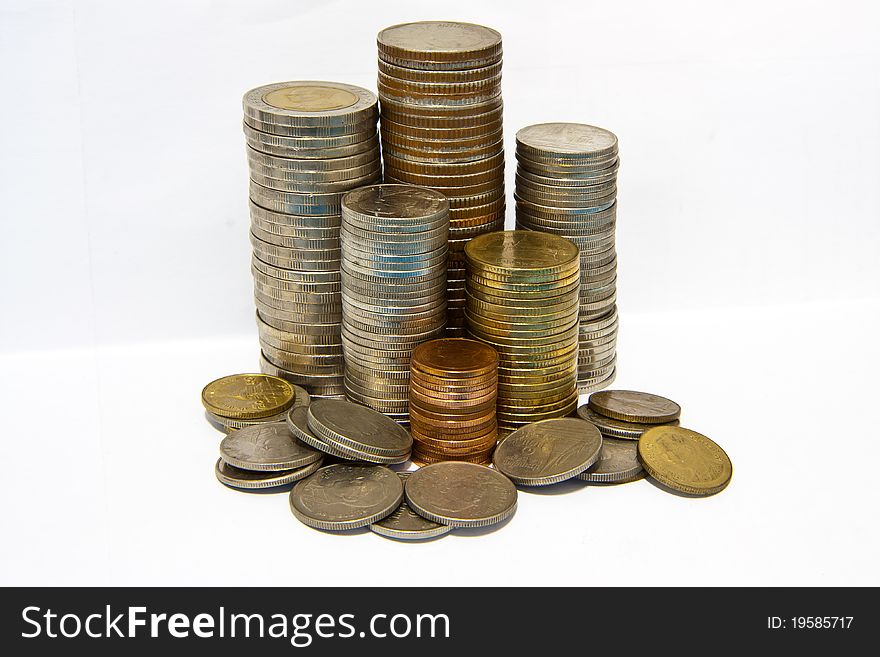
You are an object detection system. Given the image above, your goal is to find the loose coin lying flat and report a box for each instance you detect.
[576,404,679,440]
[215,458,322,490]
[289,463,403,530]
[219,422,322,471]
[201,373,296,420]
[588,389,681,424]
[577,437,644,484]
[638,426,732,496]
[370,473,453,540]
[405,462,517,527]
[493,417,602,486]
[307,398,413,457]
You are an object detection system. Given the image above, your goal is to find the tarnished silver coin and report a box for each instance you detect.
[588,390,681,424]
[405,462,517,528]
[576,437,644,483]
[370,473,452,540]
[576,404,679,440]
[289,463,403,531]
[219,422,322,471]
[307,399,413,458]
[214,457,322,490]
[286,406,353,459]
[492,417,602,486]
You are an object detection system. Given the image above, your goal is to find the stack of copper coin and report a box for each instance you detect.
[376,21,506,336]
[465,231,581,437]
[408,338,499,464]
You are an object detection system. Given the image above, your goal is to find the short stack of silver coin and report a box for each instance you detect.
[340,184,449,424]
[243,81,381,399]
[514,123,620,394]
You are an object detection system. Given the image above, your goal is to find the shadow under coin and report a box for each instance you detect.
[450,514,515,538]
[644,475,722,499]
[517,477,589,496]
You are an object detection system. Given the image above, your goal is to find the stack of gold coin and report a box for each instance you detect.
[514,123,619,393]
[243,81,381,399]
[340,184,449,423]
[464,231,581,436]
[376,21,505,336]
[409,338,499,464]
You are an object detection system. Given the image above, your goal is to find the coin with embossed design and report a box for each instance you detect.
[638,426,732,496]
[201,374,296,420]
[576,404,679,440]
[577,437,644,483]
[588,390,681,424]
[370,473,453,540]
[214,458,322,490]
[219,422,322,471]
[307,399,412,457]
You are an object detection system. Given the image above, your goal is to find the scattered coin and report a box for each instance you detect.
[370,473,453,540]
[638,426,732,496]
[214,458,322,490]
[493,417,602,486]
[219,422,322,471]
[307,398,413,458]
[576,404,679,440]
[577,437,644,484]
[289,463,404,531]
[589,390,682,424]
[405,462,517,527]
[201,373,296,420]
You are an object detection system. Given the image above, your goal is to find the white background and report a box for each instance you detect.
[1,0,878,586]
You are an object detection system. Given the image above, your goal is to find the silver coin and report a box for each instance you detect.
[576,437,645,484]
[307,399,412,457]
[492,417,602,486]
[289,463,403,531]
[404,462,516,528]
[370,473,453,540]
[286,406,354,459]
[219,422,323,471]
[215,457,322,490]
[575,404,680,440]
[206,408,289,431]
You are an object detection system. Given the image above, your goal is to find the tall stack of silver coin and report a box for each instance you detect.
[514,123,619,394]
[243,81,381,399]
[340,184,449,424]
[376,21,506,336]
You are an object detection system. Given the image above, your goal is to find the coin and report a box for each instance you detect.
[201,373,295,420]
[377,21,502,69]
[370,473,453,540]
[286,406,353,459]
[576,437,644,484]
[214,457,322,490]
[576,404,679,440]
[243,81,378,128]
[588,390,682,424]
[307,399,412,457]
[206,408,289,432]
[289,463,404,531]
[219,422,322,471]
[492,418,602,486]
[638,426,732,496]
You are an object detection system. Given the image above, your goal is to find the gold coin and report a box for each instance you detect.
[201,374,295,420]
[638,426,732,496]
[588,390,681,424]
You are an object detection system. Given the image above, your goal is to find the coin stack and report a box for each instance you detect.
[514,123,620,393]
[408,338,498,465]
[243,81,381,399]
[464,231,581,436]
[377,21,506,336]
[340,184,449,423]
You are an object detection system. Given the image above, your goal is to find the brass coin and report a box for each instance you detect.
[201,373,295,420]
[588,390,682,424]
[377,21,503,69]
[638,426,732,496]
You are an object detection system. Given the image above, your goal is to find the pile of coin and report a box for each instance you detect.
[340,185,449,422]
[215,422,323,490]
[464,231,581,436]
[515,123,620,393]
[408,338,498,464]
[376,21,506,335]
[201,373,299,432]
[243,81,381,398]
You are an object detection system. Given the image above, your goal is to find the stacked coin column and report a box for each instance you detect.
[409,338,499,465]
[376,21,506,336]
[242,82,381,399]
[340,184,449,424]
[464,231,581,437]
[514,123,619,393]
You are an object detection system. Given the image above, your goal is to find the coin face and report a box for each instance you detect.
[289,463,403,531]
[307,399,412,456]
[370,473,452,540]
[411,338,497,376]
[493,417,602,485]
[201,374,295,420]
[638,426,732,496]
[577,437,644,483]
[588,390,681,424]
[219,422,322,471]
[516,123,618,157]
[576,404,679,440]
[378,21,501,57]
[465,230,579,271]
[343,184,448,219]
[215,458,322,490]
[405,462,516,527]
[263,85,359,112]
